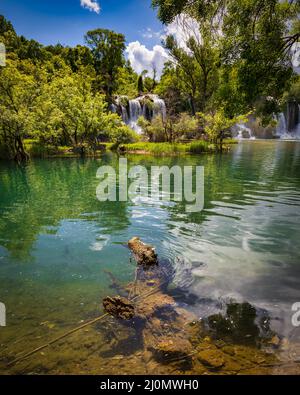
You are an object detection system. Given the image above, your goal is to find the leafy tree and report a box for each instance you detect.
[0,60,38,161]
[153,0,300,117]
[165,35,200,114]
[115,61,138,98]
[85,28,126,99]
[197,109,249,150]
[137,75,144,94]
[33,68,130,150]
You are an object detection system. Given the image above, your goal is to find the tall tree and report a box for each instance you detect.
[85,29,126,100]
[153,0,300,116]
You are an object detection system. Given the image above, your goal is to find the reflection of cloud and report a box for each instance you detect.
[90,236,109,251]
[126,41,169,78]
[80,0,100,14]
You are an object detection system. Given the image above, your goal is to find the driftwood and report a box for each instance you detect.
[103,238,195,365]
[128,237,158,266]
[103,296,135,320]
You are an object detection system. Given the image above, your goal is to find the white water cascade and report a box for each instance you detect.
[275,104,300,139]
[112,94,167,134]
[128,99,143,134]
[234,124,256,140]
[152,96,167,122]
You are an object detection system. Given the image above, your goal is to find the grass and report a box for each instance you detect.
[120,140,231,156]
[189,140,215,154]
[21,138,236,159]
[24,140,114,158]
[120,142,190,155]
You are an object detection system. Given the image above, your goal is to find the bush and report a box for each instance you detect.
[174,113,199,140]
[110,125,139,149]
[189,140,213,154]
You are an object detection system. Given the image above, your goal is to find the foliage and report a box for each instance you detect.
[0,16,141,161]
[120,140,216,155]
[153,0,300,118]
[197,109,249,149]
[189,140,215,154]
[110,125,139,148]
[85,28,126,99]
[174,113,199,139]
[0,59,38,161]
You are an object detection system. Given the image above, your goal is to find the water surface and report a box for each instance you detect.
[1,141,300,374]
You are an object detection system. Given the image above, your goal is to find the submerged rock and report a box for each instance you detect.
[103,296,135,320]
[197,348,225,369]
[152,336,193,361]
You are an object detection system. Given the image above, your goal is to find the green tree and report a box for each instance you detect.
[85,28,126,99]
[197,109,249,150]
[137,75,144,94]
[0,60,39,161]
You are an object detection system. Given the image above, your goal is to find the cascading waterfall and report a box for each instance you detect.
[275,102,300,139]
[112,94,167,134]
[233,123,256,140]
[152,96,167,122]
[128,99,143,133]
[121,106,128,124]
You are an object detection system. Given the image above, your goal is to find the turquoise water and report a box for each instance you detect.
[0,140,300,373]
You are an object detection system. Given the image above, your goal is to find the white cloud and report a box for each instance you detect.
[141,28,162,40]
[126,14,200,79]
[161,14,201,53]
[80,0,100,14]
[126,41,169,78]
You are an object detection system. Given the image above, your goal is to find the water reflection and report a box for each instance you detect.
[0,141,300,373]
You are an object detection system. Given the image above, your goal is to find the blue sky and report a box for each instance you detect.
[0,0,163,47]
[0,0,172,75]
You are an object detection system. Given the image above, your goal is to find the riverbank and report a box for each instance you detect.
[20,139,238,159]
[120,140,238,156]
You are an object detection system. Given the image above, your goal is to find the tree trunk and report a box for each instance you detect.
[14,136,29,163]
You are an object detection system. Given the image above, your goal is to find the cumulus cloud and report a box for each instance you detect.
[80,0,100,14]
[126,14,200,79]
[126,41,169,78]
[161,14,201,52]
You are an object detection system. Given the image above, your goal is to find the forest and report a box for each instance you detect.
[0,0,299,161]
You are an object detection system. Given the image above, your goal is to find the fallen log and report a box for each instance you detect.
[128,237,158,266]
[103,238,195,366]
[103,296,135,320]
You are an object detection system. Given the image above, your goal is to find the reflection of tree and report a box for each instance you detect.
[1,142,300,260]
[207,301,273,346]
[164,142,300,226]
[0,156,130,260]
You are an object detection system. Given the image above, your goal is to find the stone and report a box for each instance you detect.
[103,296,135,320]
[197,349,225,369]
[152,336,193,360]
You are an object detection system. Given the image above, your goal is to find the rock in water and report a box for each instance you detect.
[128,237,158,266]
[103,296,135,320]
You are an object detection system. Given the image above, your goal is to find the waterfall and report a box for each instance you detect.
[275,103,300,139]
[121,106,128,124]
[276,113,288,138]
[152,96,167,122]
[128,99,143,134]
[234,124,256,140]
[113,95,167,134]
